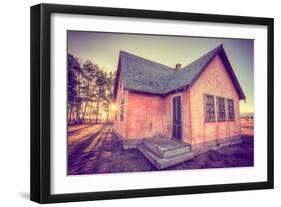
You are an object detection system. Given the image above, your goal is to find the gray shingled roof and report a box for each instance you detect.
[116,44,245,99]
[119,50,175,94]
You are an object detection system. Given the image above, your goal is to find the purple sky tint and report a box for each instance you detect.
[68,31,254,113]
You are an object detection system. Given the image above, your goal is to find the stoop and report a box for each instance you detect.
[138,138,194,169]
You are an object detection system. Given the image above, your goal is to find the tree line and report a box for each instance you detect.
[68,53,116,125]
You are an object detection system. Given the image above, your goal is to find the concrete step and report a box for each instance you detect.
[138,144,194,169]
[143,138,191,159]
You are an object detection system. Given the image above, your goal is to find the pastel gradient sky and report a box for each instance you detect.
[68,31,254,113]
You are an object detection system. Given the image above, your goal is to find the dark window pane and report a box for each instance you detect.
[217,97,226,121]
[227,99,235,120]
[205,94,215,122]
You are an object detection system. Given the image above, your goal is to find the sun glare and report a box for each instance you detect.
[109,103,119,113]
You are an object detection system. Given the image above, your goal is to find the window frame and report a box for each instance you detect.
[216,96,226,121]
[204,94,216,122]
[227,98,235,121]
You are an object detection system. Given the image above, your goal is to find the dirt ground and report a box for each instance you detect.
[68,124,254,175]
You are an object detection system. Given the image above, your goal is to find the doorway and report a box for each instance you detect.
[172,96,182,140]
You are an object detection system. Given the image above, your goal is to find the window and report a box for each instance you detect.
[227,99,235,121]
[216,97,226,121]
[205,94,216,122]
[120,98,124,121]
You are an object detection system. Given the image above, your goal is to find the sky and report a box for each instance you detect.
[68,31,254,113]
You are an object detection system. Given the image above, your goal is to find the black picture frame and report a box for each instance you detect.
[30,3,274,204]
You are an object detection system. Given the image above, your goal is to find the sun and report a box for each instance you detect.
[109,103,119,113]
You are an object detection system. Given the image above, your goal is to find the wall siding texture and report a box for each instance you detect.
[114,55,241,145]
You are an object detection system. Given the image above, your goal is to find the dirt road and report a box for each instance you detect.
[68,124,253,175]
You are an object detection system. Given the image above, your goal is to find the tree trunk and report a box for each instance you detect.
[95,89,101,124]
[68,104,73,124]
[75,103,80,124]
[67,104,70,122]
[81,101,88,123]
[88,103,93,123]
[72,105,76,124]
[76,74,81,124]
[105,111,109,124]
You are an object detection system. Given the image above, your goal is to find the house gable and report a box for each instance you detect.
[163,45,246,100]
[189,54,241,143]
[114,44,245,101]
[190,54,241,100]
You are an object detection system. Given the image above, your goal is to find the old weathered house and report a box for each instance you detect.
[113,44,245,169]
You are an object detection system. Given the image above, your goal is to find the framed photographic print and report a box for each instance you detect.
[30,3,274,203]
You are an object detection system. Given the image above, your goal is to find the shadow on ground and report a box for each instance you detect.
[68,129,253,175]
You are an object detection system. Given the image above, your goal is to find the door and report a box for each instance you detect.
[172,96,182,140]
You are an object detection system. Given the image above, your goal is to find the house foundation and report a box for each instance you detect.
[112,130,242,169]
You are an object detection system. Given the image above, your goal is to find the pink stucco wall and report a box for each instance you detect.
[126,91,167,139]
[116,90,193,142]
[189,55,241,144]
[114,55,241,144]
[114,76,128,137]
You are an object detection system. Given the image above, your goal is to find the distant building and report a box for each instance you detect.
[113,44,245,150]
[240,112,254,120]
